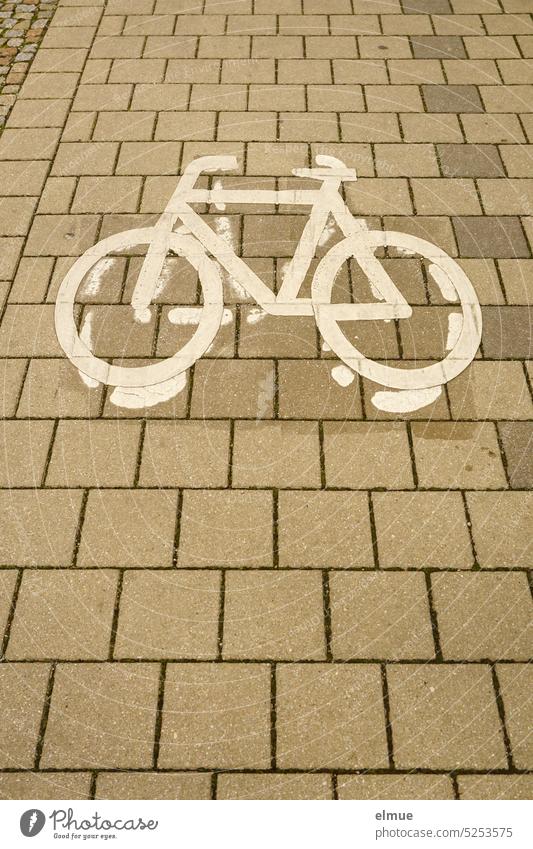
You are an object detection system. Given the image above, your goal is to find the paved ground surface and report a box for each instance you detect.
[0,2,59,131]
[0,0,532,801]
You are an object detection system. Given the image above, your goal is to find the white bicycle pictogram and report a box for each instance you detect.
[55,154,482,411]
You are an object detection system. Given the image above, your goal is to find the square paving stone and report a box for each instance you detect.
[46,421,141,487]
[481,306,533,359]
[232,421,321,488]
[411,422,507,489]
[223,570,326,660]
[432,572,533,661]
[139,421,230,487]
[329,572,435,660]
[388,664,507,769]
[323,422,414,489]
[467,491,532,568]
[278,490,374,568]
[41,663,160,769]
[78,490,177,568]
[373,491,473,569]
[276,664,388,769]
[177,489,273,568]
[6,570,118,660]
[159,663,271,769]
[114,570,221,659]
[0,490,83,567]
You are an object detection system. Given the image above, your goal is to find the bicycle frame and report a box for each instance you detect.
[131,154,412,322]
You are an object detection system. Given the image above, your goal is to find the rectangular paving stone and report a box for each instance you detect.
[373,491,473,569]
[498,422,533,489]
[72,83,132,111]
[337,774,454,800]
[458,775,533,801]
[0,490,83,567]
[438,143,505,177]
[223,570,325,660]
[6,570,118,661]
[330,572,435,660]
[388,664,506,769]
[278,360,363,419]
[0,421,54,488]
[467,491,532,569]
[232,421,321,488]
[448,362,533,420]
[276,664,388,769]
[278,490,374,568]
[481,306,533,359]
[217,773,333,800]
[323,422,414,489]
[159,663,271,769]
[190,360,275,419]
[114,570,221,659]
[0,664,50,768]
[46,420,141,487]
[453,216,530,258]
[0,570,17,640]
[0,162,49,198]
[411,36,467,59]
[432,572,532,661]
[0,304,64,357]
[0,360,27,418]
[411,422,507,489]
[139,421,230,487]
[239,311,318,358]
[52,141,118,175]
[178,489,273,568]
[0,772,91,801]
[423,84,483,112]
[495,664,533,771]
[25,214,101,257]
[95,772,212,800]
[41,663,160,769]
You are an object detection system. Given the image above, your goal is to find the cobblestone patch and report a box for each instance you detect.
[0,1,58,131]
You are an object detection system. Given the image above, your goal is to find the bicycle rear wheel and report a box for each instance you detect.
[55,227,224,389]
[311,230,482,391]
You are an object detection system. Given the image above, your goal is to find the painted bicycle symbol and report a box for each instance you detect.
[55,154,482,412]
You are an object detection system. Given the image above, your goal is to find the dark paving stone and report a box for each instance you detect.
[412,36,466,59]
[481,306,533,359]
[423,84,483,112]
[438,144,506,178]
[499,422,533,488]
[453,216,530,258]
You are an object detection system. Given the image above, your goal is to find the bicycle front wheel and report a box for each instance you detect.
[55,227,224,389]
[311,230,482,391]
